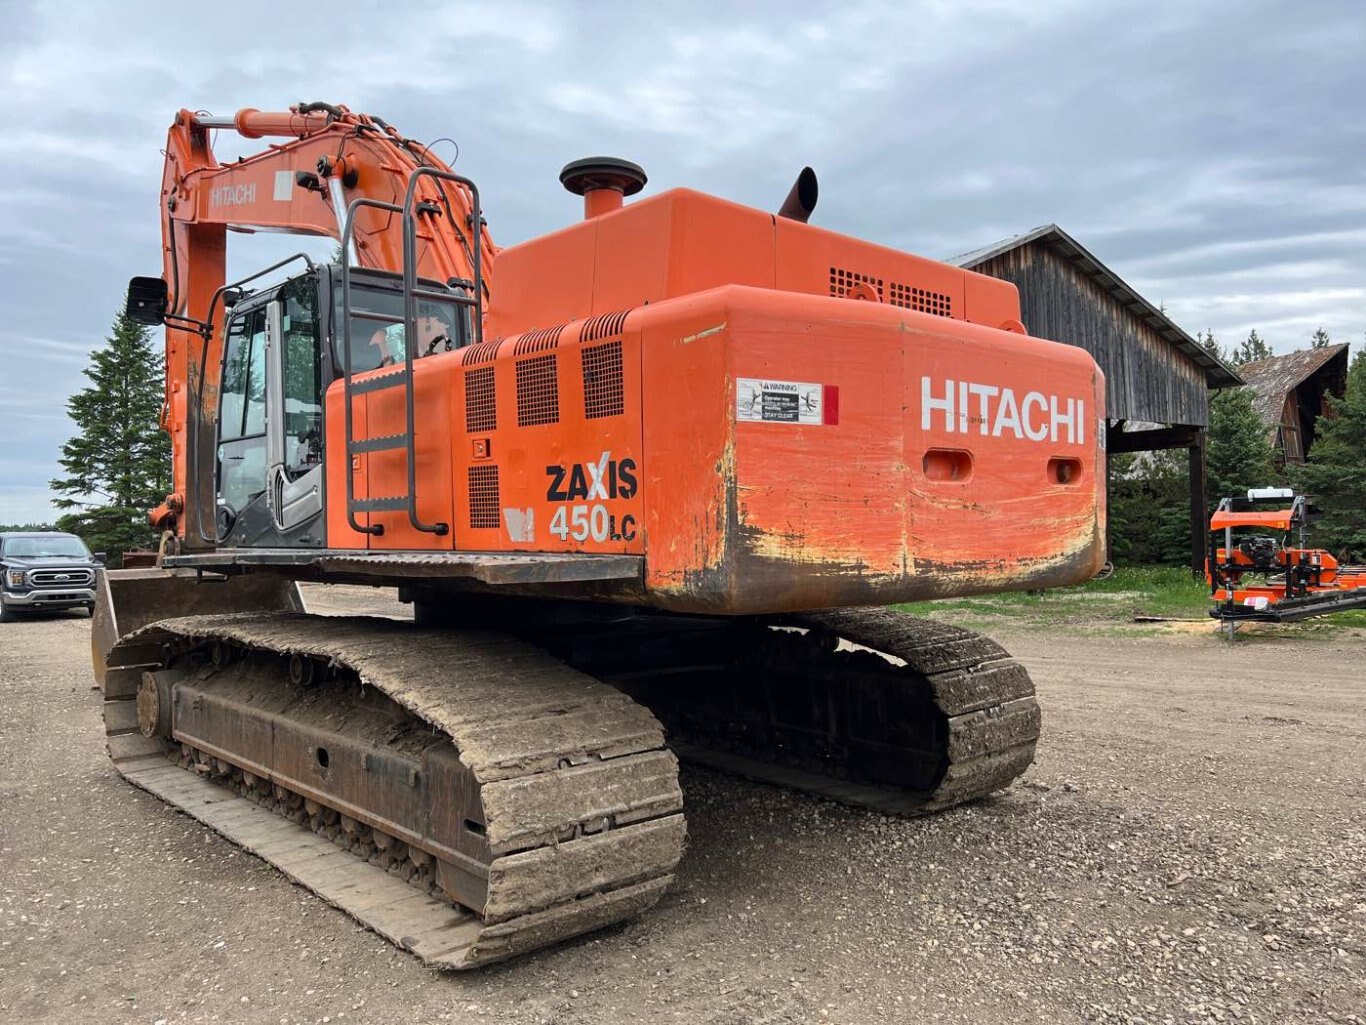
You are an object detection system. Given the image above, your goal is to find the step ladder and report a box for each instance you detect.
[338,167,485,538]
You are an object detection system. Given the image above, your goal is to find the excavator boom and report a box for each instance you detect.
[146,104,494,534]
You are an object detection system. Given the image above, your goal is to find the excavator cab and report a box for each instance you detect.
[95,262,474,674]
[141,263,472,549]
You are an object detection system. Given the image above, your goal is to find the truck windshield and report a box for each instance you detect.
[4,536,91,558]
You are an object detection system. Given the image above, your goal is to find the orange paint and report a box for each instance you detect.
[145,104,1106,613]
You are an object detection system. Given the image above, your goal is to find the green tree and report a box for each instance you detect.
[1310,327,1331,349]
[1230,329,1273,366]
[1198,329,1225,363]
[1293,348,1366,558]
[1107,449,1191,566]
[1206,386,1278,504]
[49,301,170,563]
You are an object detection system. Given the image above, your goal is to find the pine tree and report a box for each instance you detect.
[1198,329,1225,363]
[1293,348,1366,558]
[1310,327,1331,349]
[1230,329,1273,366]
[49,301,171,561]
[1206,387,1278,504]
[1107,449,1192,565]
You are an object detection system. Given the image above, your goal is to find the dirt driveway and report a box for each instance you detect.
[1,590,1362,1025]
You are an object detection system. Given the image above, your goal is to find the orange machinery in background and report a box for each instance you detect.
[94,102,1107,968]
[1207,488,1366,624]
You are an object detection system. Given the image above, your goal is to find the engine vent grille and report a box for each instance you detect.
[512,326,563,357]
[461,338,504,365]
[581,340,624,419]
[464,366,496,433]
[467,465,500,528]
[515,354,559,427]
[830,267,884,301]
[581,309,629,342]
[889,282,953,317]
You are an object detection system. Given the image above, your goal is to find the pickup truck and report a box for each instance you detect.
[0,531,102,621]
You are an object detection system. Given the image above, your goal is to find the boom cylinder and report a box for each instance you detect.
[191,107,332,139]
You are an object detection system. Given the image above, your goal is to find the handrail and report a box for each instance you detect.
[339,198,403,537]
[397,167,485,536]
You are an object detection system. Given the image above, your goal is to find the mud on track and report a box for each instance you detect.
[1,587,1362,1025]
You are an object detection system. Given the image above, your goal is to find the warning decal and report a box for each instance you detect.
[737,378,825,424]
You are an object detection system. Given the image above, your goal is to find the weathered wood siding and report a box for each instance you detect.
[973,243,1210,427]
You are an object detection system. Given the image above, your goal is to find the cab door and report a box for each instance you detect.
[265,283,325,538]
[216,279,325,547]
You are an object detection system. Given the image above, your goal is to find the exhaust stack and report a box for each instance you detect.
[777,166,818,223]
[560,156,648,220]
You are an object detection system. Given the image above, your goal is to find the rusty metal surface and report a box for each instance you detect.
[101,613,684,968]
[160,549,644,585]
[91,568,303,689]
[171,659,492,907]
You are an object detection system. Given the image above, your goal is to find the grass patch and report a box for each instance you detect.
[897,564,1366,631]
[897,565,1216,625]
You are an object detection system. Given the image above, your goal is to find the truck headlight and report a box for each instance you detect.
[5,569,25,587]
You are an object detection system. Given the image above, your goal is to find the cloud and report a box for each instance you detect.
[2,0,1365,521]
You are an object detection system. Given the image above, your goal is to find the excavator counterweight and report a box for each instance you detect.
[95,102,1105,966]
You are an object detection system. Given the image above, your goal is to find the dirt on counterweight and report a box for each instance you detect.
[1,585,1362,1025]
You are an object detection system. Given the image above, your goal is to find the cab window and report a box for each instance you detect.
[281,281,323,479]
[218,307,268,513]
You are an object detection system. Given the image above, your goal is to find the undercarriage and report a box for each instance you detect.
[100,593,1039,967]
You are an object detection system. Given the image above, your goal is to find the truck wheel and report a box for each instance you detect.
[85,603,96,617]
[0,596,14,623]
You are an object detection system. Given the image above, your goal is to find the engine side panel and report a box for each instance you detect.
[638,287,1106,612]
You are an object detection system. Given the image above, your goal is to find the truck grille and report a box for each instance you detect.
[31,568,94,588]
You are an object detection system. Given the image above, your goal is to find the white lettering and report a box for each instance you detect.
[1022,391,1049,441]
[967,383,998,435]
[586,450,610,501]
[993,388,1022,439]
[922,376,1089,445]
[1050,396,1075,444]
[921,376,955,432]
[209,183,257,207]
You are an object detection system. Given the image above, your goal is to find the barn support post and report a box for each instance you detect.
[1188,431,1208,575]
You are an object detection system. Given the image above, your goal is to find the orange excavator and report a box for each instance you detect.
[96,102,1106,967]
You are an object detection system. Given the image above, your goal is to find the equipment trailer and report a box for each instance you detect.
[1207,488,1366,632]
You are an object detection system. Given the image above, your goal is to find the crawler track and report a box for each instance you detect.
[101,605,1038,968]
[102,614,685,969]
[496,605,1042,815]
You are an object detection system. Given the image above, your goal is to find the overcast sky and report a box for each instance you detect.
[1,0,1362,523]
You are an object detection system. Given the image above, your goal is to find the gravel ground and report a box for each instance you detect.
[1,588,1362,1025]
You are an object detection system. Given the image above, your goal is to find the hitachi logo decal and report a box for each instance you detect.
[921,377,1086,444]
[210,183,257,207]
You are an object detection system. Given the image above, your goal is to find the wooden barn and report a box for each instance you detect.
[950,224,1243,570]
[1237,344,1350,464]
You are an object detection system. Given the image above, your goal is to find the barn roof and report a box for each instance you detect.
[948,224,1243,389]
[1237,344,1350,430]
